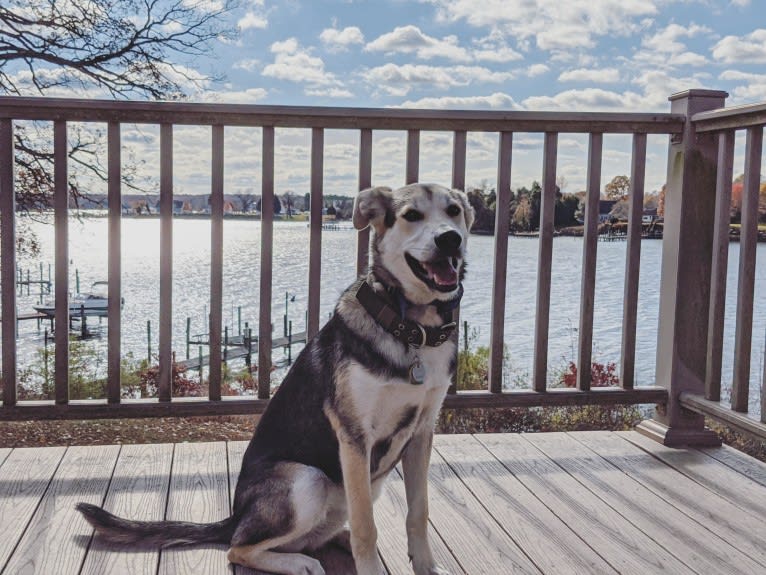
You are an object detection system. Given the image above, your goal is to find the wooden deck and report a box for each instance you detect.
[1,431,765,574]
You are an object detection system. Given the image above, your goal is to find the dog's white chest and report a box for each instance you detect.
[343,342,453,465]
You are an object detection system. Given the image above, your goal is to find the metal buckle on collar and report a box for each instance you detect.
[435,322,456,346]
[410,323,427,348]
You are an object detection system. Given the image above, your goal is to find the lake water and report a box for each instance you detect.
[14,217,766,416]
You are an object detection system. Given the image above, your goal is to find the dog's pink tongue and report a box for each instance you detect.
[424,259,458,286]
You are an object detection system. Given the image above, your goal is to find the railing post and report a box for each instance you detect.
[637,89,728,447]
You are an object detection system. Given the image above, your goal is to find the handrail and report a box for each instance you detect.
[692,101,766,132]
[680,392,766,440]
[0,96,685,133]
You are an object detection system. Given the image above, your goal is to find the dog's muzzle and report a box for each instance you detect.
[405,230,464,293]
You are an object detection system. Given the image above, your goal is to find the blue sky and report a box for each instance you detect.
[200,0,765,111]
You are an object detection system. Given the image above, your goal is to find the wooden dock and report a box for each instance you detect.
[179,331,308,370]
[1,430,764,574]
[0,312,49,323]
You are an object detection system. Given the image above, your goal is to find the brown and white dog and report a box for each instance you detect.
[78,183,474,575]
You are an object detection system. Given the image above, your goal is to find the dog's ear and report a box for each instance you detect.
[353,186,394,232]
[453,189,475,231]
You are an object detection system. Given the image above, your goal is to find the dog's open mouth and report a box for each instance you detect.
[405,253,460,292]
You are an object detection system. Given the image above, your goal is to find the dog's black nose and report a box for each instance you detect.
[435,230,462,253]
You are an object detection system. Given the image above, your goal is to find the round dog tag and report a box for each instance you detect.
[409,361,426,385]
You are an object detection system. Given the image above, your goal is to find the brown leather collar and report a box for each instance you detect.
[355,281,457,348]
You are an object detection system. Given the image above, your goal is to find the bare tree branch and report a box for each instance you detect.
[0,0,237,210]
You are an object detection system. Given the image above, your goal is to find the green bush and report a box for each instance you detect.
[445,335,643,434]
[18,337,106,400]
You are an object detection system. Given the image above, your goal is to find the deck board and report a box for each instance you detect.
[423,447,541,574]
[1,431,765,575]
[477,433,696,575]
[588,431,766,567]
[701,443,766,487]
[3,445,119,575]
[528,432,762,575]
[434,434,616,574]
[377,466,464,575]
[81,443,174,575]
[620,430,766,518]
[0,446,66,570]
[158,441,231,575]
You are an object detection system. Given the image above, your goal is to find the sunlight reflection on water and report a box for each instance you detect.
[14,217,765,415]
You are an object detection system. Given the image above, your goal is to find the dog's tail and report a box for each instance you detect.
[76,502,236,547]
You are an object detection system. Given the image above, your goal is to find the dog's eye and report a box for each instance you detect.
[402,210,424,222]
[446,204,462,217]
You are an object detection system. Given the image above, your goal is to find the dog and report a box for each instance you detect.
[77,182,474,575]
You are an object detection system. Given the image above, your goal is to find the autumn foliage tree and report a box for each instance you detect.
[728,175,766,222]
[604,175,630,200]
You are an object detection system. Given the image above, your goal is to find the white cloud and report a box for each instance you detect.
[712,29,766,64]
[642,23,711,54]
[362,63,514,96]
[526,64,550,77]
[305,87,355,98]
[720,70,766,102]
[233,59,260,71]
[425,0,658,51]
[471,31,523,62]
[365,25,472,62]
[522,88,646,112]
[182,0,226,12]
[631,22,711,71]
[237,11,268,30]
[731,0,750,6]
[199,88,268,103]
[320,26,365,52]
[559,68,620,83]
[263,38,342,89]
[631,69,707,108]
[671,52,708,67]
[271,38,300,54]
[397,92,523,110]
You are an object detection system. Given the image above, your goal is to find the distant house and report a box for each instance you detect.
[576,197,621,224]
[642,208,659,224]
[152,199,185,214]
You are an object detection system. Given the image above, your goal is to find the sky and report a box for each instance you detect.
[208,0,764,112]
[10,0,766,197]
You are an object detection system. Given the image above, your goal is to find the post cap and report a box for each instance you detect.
[669,89,729,102]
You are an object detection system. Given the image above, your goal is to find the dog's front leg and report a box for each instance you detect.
[338,438,386,575]
[401,431,449,575]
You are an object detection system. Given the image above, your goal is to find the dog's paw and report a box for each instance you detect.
[355,555,387,575]
[414,567,450,575]
[411,558,450,575]
[292,554,326,575]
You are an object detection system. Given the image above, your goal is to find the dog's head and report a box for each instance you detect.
[353,183,474,305]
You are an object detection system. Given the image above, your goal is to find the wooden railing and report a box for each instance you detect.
[669,99,766,440]
[0,92,740,435]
